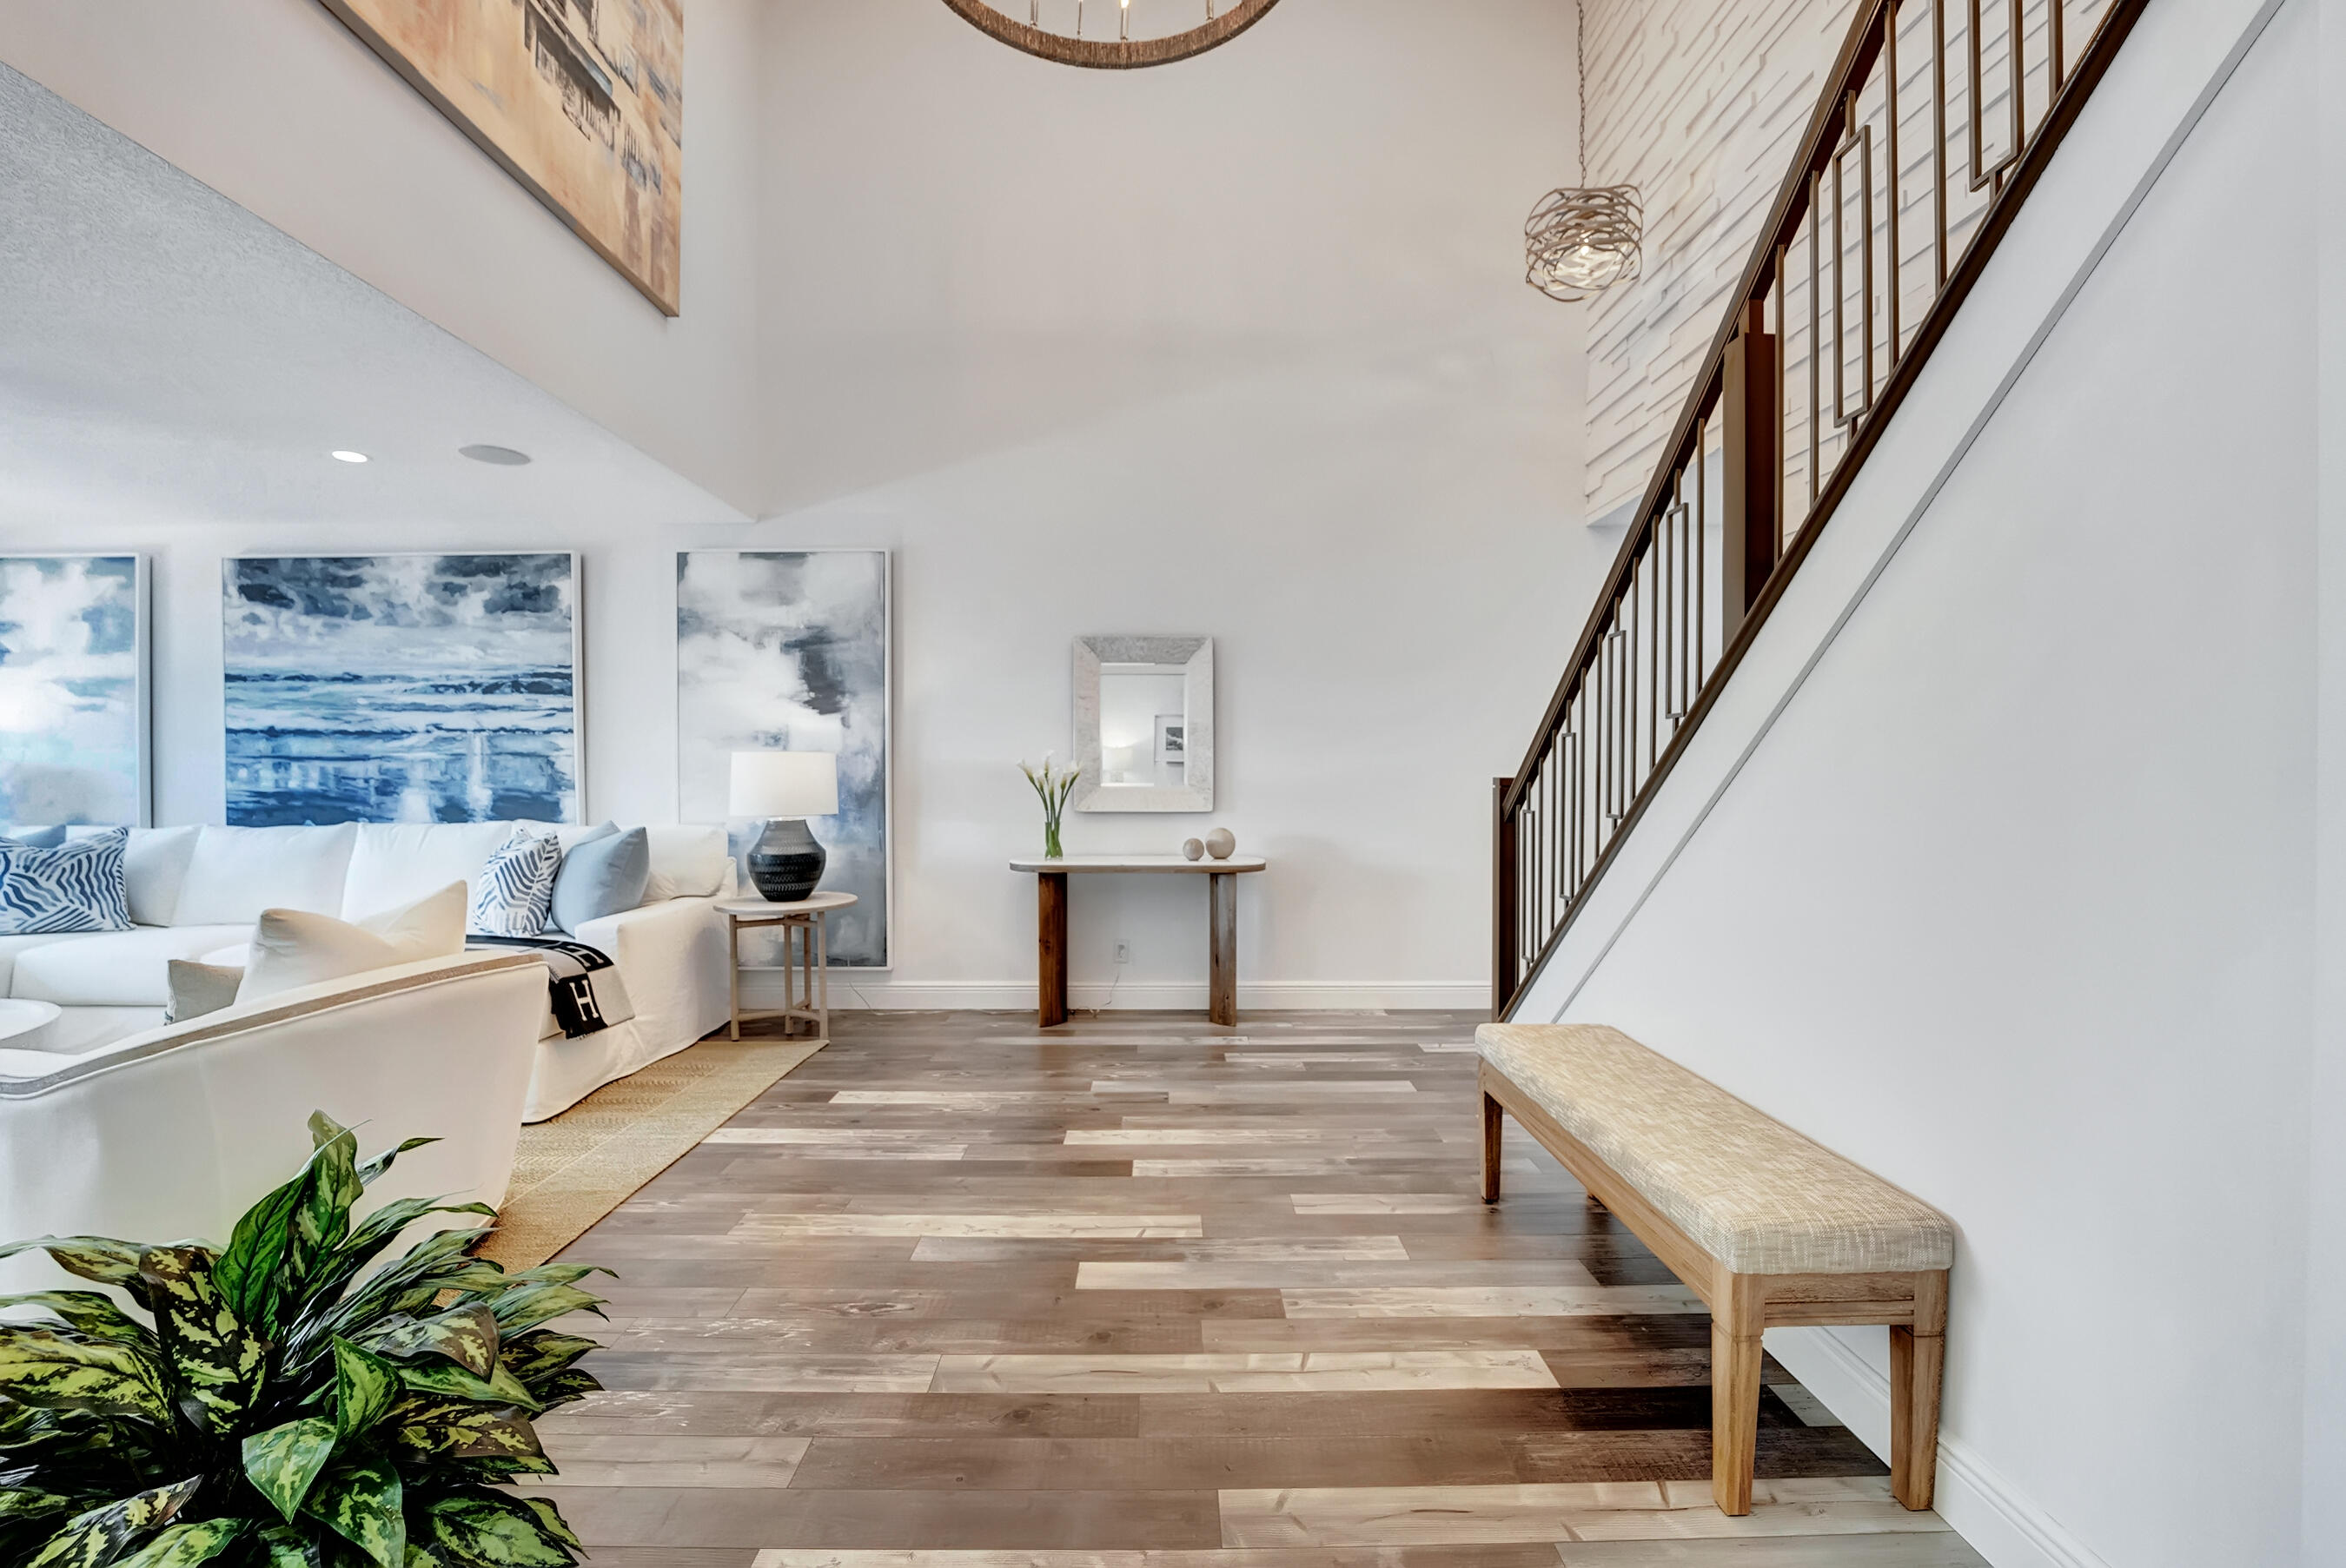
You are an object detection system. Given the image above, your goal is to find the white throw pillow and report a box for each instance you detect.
[231,882,467,1006]
[123,826,199,927]
[642,825,732,902]
[175,824,358,926]
[467,826,561,936]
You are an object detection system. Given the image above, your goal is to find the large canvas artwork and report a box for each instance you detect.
[0,556,146,829]
[318,0,684,314]
[679,551,891,969]
[224,554,581,827]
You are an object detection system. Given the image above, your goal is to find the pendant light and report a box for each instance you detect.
[1526,0,1641,302]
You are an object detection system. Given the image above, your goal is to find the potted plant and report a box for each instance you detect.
[1019,755,1081,860]
[0,1112,607,1567]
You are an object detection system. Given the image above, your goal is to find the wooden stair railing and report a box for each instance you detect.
[1494,0,2149,1017]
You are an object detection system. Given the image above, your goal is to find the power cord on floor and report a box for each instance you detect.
[1090,947,1128,1018]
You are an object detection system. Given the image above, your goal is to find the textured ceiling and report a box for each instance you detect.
[0,62,744,534]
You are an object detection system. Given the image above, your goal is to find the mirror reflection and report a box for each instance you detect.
[1097,663,1187,789]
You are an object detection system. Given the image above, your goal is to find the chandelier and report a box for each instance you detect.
[1525,0,1642,301]
[938,0,1284,69]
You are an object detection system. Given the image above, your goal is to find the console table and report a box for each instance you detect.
[1007,855,1268,1027]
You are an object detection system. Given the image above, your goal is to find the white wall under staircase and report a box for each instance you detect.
[1511,0,2328,1562]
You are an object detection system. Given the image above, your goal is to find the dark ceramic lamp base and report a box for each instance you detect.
[748,817,827,902]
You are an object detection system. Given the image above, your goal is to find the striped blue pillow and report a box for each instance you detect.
[468,824,562,938]
[0,828,132,935]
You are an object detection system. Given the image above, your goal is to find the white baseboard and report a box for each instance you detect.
[1765,1327,2113,1568]
[737,972,1488,1013]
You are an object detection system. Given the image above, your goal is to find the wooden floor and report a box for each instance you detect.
[531,1010,1985,1567]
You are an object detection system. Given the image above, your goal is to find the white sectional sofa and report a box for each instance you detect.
[1,821,737,1121]
[0,949,547,1299]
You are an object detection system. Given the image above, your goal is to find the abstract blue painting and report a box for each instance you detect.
[223,553,580,826]
[0,556,146,829]
[678,550,890,968]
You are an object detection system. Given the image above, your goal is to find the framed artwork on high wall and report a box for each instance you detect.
[222,553,582,827]
[677,549,891,969]
[0,555,149,829]
[315,0,684,314]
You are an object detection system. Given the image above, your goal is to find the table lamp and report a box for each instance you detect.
[730,751,839,903]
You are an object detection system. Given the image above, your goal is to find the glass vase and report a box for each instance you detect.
[1043,817,1064,859]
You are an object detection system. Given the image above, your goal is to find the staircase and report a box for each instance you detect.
[1493,0,2149,1016]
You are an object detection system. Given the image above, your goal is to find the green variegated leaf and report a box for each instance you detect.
[301,1460,402,1568]
[253,1524,317,1568]
[315,1200,496,1310]
[213,1181,302,1335]
[112,1518,245,1567]
[331,1340,401,1437]
[0,1238,149,1297]
[514,1497,581,1551]
[0,1327,170,1422]
[388,1399,543,1462]
[23,1477,200,1568]
[497,1264,612,1290]
[0,1292,153,1346]
[418,1494,573,1567]
[486,1285,602,1336]
[358,1306,498,1376]
[242,1416,339,1522]
[495,1333,595,1387]
[529,1368,603,1410]
[136,1249,262,1429]
[0,1487,76,1522]
[216,1113,366,1334]
[295,1115,365,1267]
[453,1452,557,1479]
[355,1137,437,1187]
[394,1357,542,1413]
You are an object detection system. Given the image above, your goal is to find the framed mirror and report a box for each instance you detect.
[1072,635,1212,812]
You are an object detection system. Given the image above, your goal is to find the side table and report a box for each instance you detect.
[1006,855,1268,1027]
[716,892,858,1044]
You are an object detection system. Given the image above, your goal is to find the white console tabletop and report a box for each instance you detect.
[1007,854,1267,875]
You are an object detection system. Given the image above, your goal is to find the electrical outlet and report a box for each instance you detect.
[1114,941,1130,965]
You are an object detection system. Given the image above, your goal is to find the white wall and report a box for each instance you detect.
[1517,0,2314,1561]
[0,0,1607,1009]
[0,0,765,513]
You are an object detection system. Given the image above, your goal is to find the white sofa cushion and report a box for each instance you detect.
[238,884,470,1006]
[11,926,255,1007]
[341,823,514,922]
[644,825,732,902]
[0,934,81,995]
[123,827,199,927]
[174,825,357,926]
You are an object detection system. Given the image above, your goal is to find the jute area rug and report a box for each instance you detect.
[479,1035,824,1270]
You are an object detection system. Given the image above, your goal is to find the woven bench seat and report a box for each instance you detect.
[1475,1022,1953,1518]
[1477,1023,1954,1275]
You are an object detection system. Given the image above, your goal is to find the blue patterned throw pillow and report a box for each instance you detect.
[468,824,562,937]
[0,827,131,935]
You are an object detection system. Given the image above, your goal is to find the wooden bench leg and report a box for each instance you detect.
[1480,1089,1505,1202]
[1711,1272,1763,1516]
[1890,1269,1948,1510]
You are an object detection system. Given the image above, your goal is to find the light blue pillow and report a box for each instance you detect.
[551,825,650,935]
[467,825,562,938]
[0,828,130,934]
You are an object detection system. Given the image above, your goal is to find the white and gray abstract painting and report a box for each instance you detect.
[679,550,890,968]
[223,554,580,826]
[0,556,143,828]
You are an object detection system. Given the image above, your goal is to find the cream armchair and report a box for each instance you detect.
[0,950,546,1297]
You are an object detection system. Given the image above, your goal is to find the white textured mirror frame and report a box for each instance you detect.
[1071,635,1213,813]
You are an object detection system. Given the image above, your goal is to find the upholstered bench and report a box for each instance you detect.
[1477,1022,1955,1517]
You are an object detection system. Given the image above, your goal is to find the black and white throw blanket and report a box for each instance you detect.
[464,936,637,1039]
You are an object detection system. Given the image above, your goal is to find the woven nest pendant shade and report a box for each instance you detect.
[938,0,1283,68]
[1526,0,1642,301]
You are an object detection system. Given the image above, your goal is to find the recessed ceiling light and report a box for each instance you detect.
[460,444,532,466]
[330,450,369,464]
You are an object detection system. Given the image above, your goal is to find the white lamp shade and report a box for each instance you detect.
[729,751,839,818]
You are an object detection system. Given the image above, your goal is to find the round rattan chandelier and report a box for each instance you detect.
[938,0,1283,69]
[1525,0,1642,301]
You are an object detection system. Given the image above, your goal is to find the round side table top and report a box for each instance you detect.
[718,892,858,919]
[0,997,64,1049]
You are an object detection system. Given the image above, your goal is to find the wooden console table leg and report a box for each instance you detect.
[1037,871,1070,1028]
[1208,871,1236,1026]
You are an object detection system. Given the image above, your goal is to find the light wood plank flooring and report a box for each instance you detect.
[531,1011,1984,1566]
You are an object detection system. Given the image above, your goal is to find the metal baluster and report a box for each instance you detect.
[1807,177,1822,502]
[1886,0,1901,360]
[1934,0,1949,288]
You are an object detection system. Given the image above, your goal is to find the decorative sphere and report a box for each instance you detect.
[1181,838,1204,861]
[1203,828,1236,860]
